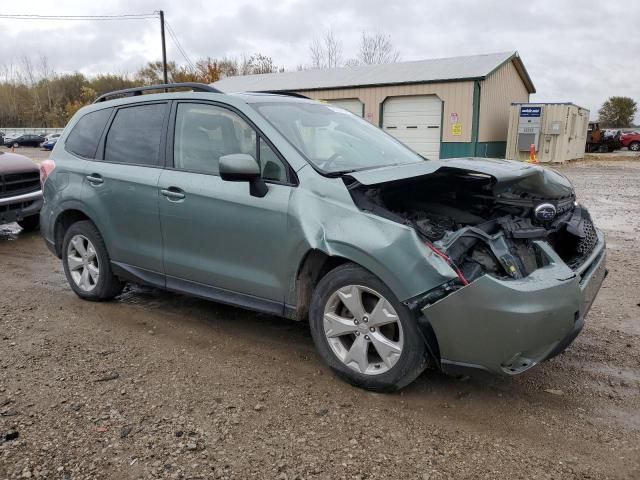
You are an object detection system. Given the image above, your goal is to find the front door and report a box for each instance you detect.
[158,102,293,311]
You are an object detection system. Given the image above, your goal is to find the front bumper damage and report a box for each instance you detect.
[420,230,607,376]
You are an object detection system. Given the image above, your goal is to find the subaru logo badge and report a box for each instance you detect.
[534,203,557,222]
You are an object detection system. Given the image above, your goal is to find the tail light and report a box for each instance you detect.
[40,159,56,188]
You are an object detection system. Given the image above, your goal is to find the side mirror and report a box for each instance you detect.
[219,154,268,197]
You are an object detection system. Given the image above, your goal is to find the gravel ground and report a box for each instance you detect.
[1,151,639,479]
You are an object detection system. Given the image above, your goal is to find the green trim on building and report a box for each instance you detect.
[441,141,506,159]
[471,80,481,156]
[476,141,507,158]
[440,142,475,158]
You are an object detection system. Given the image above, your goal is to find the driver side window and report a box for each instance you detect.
[174,103,256,176]
[173,103,289,183]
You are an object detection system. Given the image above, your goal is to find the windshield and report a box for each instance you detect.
[253,101,424,173]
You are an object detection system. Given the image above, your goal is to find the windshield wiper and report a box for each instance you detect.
[325,161,420,177]
[324,168,360,177]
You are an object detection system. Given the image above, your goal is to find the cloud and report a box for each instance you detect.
[1,0,638,121]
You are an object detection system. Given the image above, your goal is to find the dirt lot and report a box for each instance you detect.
[1,150,639,479]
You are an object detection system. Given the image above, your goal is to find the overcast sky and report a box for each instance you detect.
[1,0,638,122]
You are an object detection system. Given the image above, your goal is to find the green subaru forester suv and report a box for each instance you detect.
[40,83,607,391]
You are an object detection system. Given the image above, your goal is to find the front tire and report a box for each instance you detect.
[629,141,640,152]
[309,263,427,392]
[62,221,124,301]
[18,215,39,232]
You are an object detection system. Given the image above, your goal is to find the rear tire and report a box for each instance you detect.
[309,263,427,392]
[62,220,124,301]
[629,141,640,152]
[18,215,39,232]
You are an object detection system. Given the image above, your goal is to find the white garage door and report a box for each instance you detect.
[382,95,442,159]
[323,98,364,117]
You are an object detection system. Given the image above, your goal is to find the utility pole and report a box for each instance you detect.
[159,10,168,84]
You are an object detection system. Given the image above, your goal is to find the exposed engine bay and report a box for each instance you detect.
[347,166,598,284]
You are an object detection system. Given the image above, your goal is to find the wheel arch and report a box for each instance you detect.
[52,208,99,258]
[290,249,350,321]
[289,244,417,321]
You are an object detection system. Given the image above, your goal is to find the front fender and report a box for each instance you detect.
[284,169,458,305]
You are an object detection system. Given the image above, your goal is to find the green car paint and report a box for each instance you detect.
[423,236,607,375]
[40,90,607,379]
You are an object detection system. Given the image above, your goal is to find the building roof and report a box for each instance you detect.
[213,51,536,94]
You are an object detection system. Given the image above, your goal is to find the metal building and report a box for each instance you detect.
[213,51,535,160]
[505,103,589,163]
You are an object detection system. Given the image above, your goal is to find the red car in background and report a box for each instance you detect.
[621,132,640,151]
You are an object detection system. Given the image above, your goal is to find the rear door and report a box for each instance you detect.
[84,101,170,275]
[158,101,294,311]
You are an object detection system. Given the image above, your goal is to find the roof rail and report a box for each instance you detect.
[94,83,222,103]
[252,90,310,99]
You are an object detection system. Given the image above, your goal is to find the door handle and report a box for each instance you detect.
[160,187,186,201]
[86,174,104,185]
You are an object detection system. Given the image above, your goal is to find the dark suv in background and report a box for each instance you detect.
[0,151,42,230]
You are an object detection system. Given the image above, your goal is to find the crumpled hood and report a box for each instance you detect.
[0,151,39,175]
[346,157,574,199]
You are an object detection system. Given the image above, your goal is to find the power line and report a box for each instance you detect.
[165,21,195,70]
[0,13,157,21]
[1,11,184,82]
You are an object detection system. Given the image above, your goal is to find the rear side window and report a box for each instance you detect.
[65,108,112,159]
[105,103,166,166]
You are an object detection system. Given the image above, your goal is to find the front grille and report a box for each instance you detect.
[565,218,598,270]
[576,219,598,256]
[0,172,40,199]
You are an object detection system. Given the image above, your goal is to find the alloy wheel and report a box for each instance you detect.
[67,234,100,292]
[323,285,404,375]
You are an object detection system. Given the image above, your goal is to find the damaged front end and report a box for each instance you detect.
[346,158,607,376]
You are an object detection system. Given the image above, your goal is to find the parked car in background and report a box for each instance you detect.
[2,132,20,145]
[40,83,607,391]
[4,134,45,148]
[41,137,58,151]
[621,132,640,151]
[0,150,42,230]
[44,133,61,142]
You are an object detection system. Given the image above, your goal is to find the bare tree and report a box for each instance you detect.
[355,31,400,65]
[309,28,343,69]
[248,53,279,74]
[239,53,279,75]
[20,56,43,125]
[39,55,55,125]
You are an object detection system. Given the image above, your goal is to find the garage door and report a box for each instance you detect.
[323,98,364,117]
[382,95,442,159]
